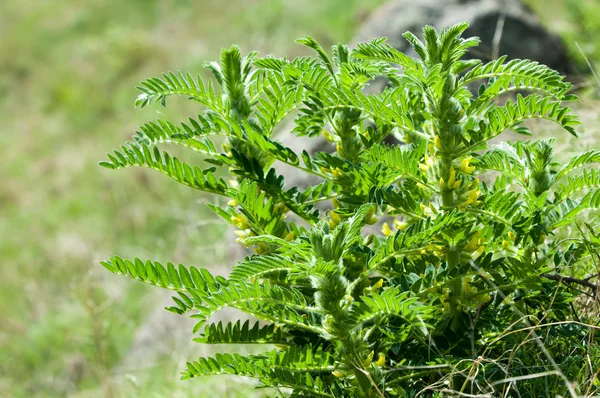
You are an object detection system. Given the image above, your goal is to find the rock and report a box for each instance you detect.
[354,0,574,74]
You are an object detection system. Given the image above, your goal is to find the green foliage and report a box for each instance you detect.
[101,22,600,397]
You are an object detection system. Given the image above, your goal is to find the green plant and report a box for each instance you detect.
[100,22,600,397]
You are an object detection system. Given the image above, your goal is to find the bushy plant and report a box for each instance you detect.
[100,23,600,397]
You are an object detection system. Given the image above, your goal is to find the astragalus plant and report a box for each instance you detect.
[100,23,600,397]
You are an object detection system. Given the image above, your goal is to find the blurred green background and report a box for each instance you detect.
[1,0,599,397]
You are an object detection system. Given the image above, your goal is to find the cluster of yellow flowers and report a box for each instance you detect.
[418,139,482,211]
[381,219,409,237]
[320,166,343,178]
[437,276,487,313]
[329,206,378,229]
[229,200,295,254]
[463,230,485,260]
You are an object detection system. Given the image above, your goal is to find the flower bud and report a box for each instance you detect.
[424,154,434,167]
[429,202,438,214]
[382,223,393,237]
[448,167,456,188]
[332,370,344,378]
[231,214,250,229]
[472,245,485,260]
[460,156,476,174]
[323,130,336,142]
[467,189,480,202]
[366,216,378,225]
[394,220,408,230]
[330,210,342,224]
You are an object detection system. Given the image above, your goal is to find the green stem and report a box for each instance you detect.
[439,155,463,328]
[441,189,454,208]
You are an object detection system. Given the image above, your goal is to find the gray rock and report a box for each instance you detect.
[354,0,573,74]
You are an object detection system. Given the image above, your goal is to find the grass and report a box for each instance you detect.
[1,0,598,396]
[0,1,388,396]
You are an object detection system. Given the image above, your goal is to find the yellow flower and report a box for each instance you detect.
[376,353,386,367]
[332,197,340,208]
[460,156,476,174]
[424,154,434,167]
[502,240,510,250]
[364,351,375,367]
[452,180,462,190]
[323,130,335,142]
[332,370,344,378]
[439,177,446,189]
[472,245,485,260]
[373,279,384,289]
[419,163,429,172]
[394,220,408,230]
[464,235,479,252]
[467,189,480,202]
[330,210,342,224]
[227,199,238,207]
[508,231,516,241]
[331,167,343,177]
[382,223,393,237]
[231,214,249,229]
[434,135,442,150]
[234,229,254,246]
[284,231,296,241]
[234,229,252,239]
[448,167,456,188]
